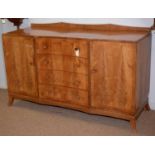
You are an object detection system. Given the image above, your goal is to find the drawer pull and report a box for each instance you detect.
[43,45,48,49]
[91,69,98,73]
[44,60,49,65]
[74,48,80,57]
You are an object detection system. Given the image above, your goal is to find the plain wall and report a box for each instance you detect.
[0,23,5,89]
[0,18,155,109]
[150,31,155,110]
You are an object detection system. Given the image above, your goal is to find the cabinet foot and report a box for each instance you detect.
[130,119,137,130]
[8,96,14,106]
[144,103,150,111]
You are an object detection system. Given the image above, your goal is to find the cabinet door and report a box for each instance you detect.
[3,36,38,97]
[90,41,136,114]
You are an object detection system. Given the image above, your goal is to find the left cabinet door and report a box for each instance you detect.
[3,36,38,97]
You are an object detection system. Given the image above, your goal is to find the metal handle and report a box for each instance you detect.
[43,45,48,49]
[74,48,80,57]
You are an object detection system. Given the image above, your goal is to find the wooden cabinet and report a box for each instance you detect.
[3,36,38,97]
[2,23,152,129]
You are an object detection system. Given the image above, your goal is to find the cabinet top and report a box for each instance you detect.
[3,23,151,42]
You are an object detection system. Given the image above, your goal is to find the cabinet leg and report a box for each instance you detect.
[130,119,137,130]
[8,96,14,106]
[144,103,150,111]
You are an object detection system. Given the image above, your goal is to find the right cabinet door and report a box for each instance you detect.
[90,41,136,114]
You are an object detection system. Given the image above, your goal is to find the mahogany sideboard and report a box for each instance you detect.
[2,23,152,129]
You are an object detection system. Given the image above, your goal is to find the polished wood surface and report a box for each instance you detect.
[2,23,152,130]
[4,23,150,42]
[37,54,88,75]
[38,70,88,90]
[3,36,38,97]
[31,22,150,33]
[4,28,149,42]
[36,37,89,107]
[36,38,88,58]
[90,41,136,114]
[136,35,151,110]
[39,85,88,106]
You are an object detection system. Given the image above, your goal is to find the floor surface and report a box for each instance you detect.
[0,89,155,136]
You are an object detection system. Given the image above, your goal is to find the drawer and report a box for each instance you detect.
[38,70,88,90]
[37,54,88,75]
[39,85,88,106]
[35,38,88,58]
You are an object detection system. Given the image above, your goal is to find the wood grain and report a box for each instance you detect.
[136,35,151,110]
[36,54,88,75]
[3,36,38,97]
[2,23,152,130]
[90,41,136,114]
[39,84,88,106]
[31,22,150,33]
[38,70,88,90]
[36,38,88,59]
[3,22,151,42]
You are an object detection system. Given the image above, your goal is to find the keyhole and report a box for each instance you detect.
[75,48,80,57]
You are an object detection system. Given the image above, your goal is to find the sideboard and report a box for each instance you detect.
[2,23,152,129]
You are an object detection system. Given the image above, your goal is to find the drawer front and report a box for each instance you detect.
[37,55,88,75]
[39,85,88,106]
[38,70,88,90]
[36,38,88,59]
